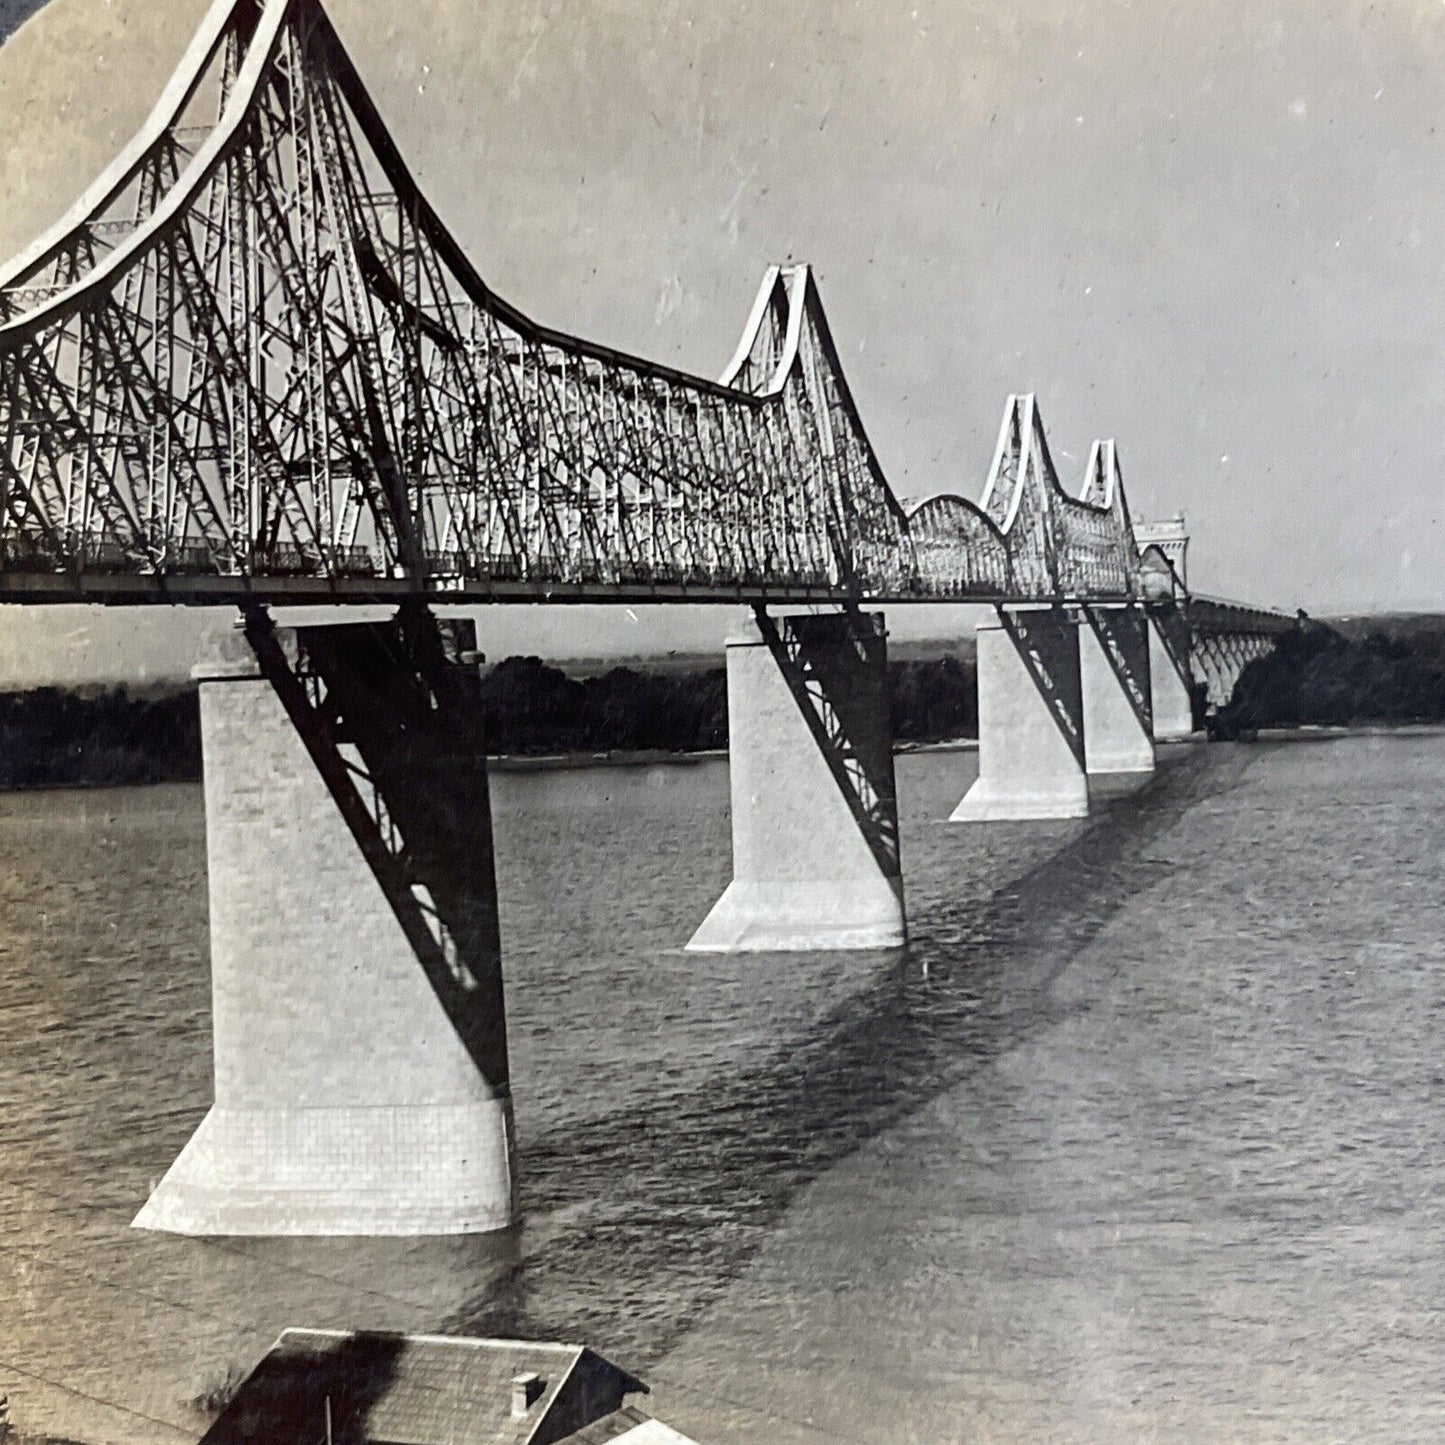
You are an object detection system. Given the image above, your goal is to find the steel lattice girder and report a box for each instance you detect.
[1179,597,1299,708]
[0,0,1286,624]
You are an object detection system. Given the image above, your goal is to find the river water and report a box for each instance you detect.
[0,734,1443,1443]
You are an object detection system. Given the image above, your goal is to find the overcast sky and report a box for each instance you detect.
[1,0,1442,684]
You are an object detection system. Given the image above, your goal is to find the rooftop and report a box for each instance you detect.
[199,1329,694,1445]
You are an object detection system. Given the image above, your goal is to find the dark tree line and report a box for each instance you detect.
[0,654,983,790]
[1218,618,1445,733]
[478,654,980,756]
[16,621,1444,791]
[478,655,981,753]
[0,687,202,789]
[478,657,730,754]
[889,654,978,743]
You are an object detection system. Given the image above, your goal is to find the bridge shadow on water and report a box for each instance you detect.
[441,745,1254,1365]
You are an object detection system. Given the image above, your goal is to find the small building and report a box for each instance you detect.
[200,1329,699,1445]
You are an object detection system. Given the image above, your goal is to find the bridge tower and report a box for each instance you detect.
[1132,515,1189,589]
[135,608,516,1236]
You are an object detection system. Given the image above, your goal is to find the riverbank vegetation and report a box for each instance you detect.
[4,617,1444,789]
[0,685,202,789]
[0,653,979,789]
[1218,616,1445,733]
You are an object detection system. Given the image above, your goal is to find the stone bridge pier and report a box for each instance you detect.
[135,607,516,1237]
[951,605,1089,822]
[1146,604,1198,741]
[687,607,906,952]
[1078,603,1155,776]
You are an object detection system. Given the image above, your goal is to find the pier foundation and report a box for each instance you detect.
[951,606,1089,821]
[1147,607,1197,741]
[1079,604,1155,775]
[687,609,905,952]
[134,609,516,1236]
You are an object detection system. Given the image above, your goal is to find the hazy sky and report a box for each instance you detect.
[1,0,1442,684]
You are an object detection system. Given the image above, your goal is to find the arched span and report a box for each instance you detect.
[898,494,1013,598]
[715,268,1023,601]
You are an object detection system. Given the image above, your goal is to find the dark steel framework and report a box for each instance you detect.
[0,0,1295,715]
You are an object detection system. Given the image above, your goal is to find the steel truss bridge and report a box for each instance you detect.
[0,0,1292,696]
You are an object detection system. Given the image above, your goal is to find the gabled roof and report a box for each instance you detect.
[563,1408,701,1444]
[200,1328,647,1445]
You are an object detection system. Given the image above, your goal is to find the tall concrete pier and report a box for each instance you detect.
[1078,604,1155,775]
[951,606,1089,822]
[1147,608,1198,741]
[687,609,906,952]
[135,609,516,1236]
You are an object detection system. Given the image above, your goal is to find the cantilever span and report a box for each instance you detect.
[0,0,1176,611]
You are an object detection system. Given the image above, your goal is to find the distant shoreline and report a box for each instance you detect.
[14,726,1445,797]
[1246,721,1445,744]
[0,652,980,793]
[0,736,986,794]
[7,612,1445,795]
[488,736,982,773]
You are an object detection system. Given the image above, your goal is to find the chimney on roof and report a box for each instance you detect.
[510,1373,545,1419]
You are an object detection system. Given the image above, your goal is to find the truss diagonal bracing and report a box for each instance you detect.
[0,0,1198,611]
